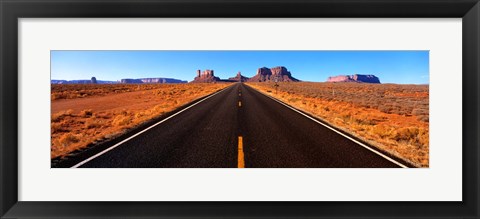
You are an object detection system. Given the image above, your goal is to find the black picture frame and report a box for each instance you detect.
[1,0,479,218]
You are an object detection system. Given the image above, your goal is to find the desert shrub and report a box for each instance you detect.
[378,105,392,114]
[350,123,366,132]
[417,115,429,122]
[417,128,429,147]
[112,114,131,126]
[51,123,66,134]
[288,98,299,103]
[118,109,126,115]
[85,117,102,129]
[340,112,352,121]
[394,127,419,142]
[393,127,429,147]
[134,112,145,119]
[384,103,401,114]
[352,116,377,126]
[51,113,64,123]
[395,108,411,116]
[371,124,396,139]
[58,133,79,147]
[51,93,63,100]
[412,108,428,117]
[51,109,74,122]
[80,109,93,118]
[95,112,112,119]
[152,105,165,113]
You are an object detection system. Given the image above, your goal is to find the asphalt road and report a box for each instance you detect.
[73,83,403,168]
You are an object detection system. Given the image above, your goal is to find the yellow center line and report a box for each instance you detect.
[238,136,245,168]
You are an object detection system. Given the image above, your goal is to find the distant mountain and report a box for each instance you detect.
[228,72,249,82]
[51,79,116,84]
[120,78,187,84]
[247,66,299,82]
[52,77,187,84]
[327,74,381,83]
[191,69,221,83]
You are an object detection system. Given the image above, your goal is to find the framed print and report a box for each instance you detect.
[1,0,479,218]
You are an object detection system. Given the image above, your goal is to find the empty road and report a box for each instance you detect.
[62,83,406,168]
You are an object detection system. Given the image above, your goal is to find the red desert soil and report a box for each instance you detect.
[53,89,172,114]
[51,83,231,159]
[246,82,429,167]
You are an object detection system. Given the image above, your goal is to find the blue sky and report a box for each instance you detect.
[51,51,429,84]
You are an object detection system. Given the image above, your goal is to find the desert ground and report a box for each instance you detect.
[51,83,230,159]
[246,82,429,167]
[52,82,429,167]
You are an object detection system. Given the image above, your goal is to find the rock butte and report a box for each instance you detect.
[247,66,299,82]
[190,66,300,83]
[228,72,249,82]
[191,69,222,83]
[327,74,381,84]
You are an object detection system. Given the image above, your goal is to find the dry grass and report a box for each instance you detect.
[51,84,168,100]
[51,83,231,159]
[246,82,429,167]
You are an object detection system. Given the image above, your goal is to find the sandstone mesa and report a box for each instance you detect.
[327,74,381,83]
[247,66,299,82]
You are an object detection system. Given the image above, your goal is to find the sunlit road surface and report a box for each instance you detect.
[63,83,404,168]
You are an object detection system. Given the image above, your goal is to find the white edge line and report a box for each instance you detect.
[71,86,232,168]
[251,86,409,168]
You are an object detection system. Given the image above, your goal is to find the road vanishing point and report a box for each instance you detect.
[60,83,407,168]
